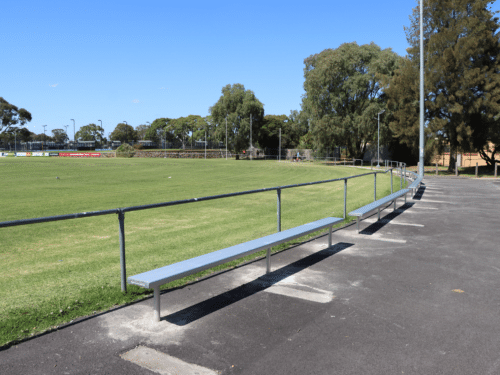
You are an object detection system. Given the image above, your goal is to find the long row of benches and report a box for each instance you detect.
[128,170,422,322]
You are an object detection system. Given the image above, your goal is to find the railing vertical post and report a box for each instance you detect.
[118,210,127,293]
[400,165,403,189]
[390,169,393,194]
[475,162,478,178]
[374,173,377,202]
[277,188,281,232]
[496,163,498,178]
[455,161,458,176]
[436,163,438,176]
[343,179,347,219]
[404,164,406,184]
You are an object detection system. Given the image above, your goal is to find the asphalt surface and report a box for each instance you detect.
[1,177,500,375]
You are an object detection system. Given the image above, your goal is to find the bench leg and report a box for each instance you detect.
[377,208,380,220]
[405,193,407,204]
[153,285,161,322]
[357,217,360,233]
[394,198,397,211]
[266,248,271,274]
[328,225,332,248]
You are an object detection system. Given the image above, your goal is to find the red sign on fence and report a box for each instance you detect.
[59,153,101,157]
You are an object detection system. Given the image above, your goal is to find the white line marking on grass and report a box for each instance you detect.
[121,346,218,375]
[363,218,424,227]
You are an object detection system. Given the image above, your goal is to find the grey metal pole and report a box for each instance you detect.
[205,131,207,159]
[225,115,228,160]
[71,119,75,143]
[496,163,498,178]
[475,162,478,178]
[279,128,281,162]
[344,179,347,219]
[419,0,425,177]
[250,114,252,150]
[118,210,127,292]
[374,173,377,202]
[400,166,403,189]
[277,188,281,232]
[391,169,393,194]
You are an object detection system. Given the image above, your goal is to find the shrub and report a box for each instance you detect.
[133,143,143,150]
[116,143,135,158]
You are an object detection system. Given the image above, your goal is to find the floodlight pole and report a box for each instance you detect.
[64,125,69,144]
[279,128,281,162]
[14,129,17,153]
[71,119,75,143]
[377,110,385,167]
[250,114,253,149]
[43,125,47,151]
[205,131,207,159]
[225,115,228,160]
[419,0,425,177]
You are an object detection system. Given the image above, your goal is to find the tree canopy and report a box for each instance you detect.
[76,123,105,143]
[51,129,68,143]
[301,42,400,159]
[209,84,265,152]
[0,97,32,134]
[110,123,138,143]
[387,0,500,168]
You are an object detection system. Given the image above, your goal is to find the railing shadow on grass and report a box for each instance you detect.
[358,202,415,236]
[164,242,354,326]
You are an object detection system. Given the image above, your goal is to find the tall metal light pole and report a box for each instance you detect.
[377,110,385,168]
[70,119,75,142]
[14,129,17,154]
[64,125,69,144]
[225,115,228,160]
[43,125,47,151]
[419,0,425,177]
[97,120,102,145]
[250,114,253,149]
[279,128,281,162]
[123,121,128,144]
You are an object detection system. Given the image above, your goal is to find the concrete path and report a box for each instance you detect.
[1,178,500,375]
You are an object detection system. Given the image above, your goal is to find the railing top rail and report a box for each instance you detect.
[0,168,397,228]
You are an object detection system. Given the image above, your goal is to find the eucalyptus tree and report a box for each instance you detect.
[302,42,400,159]
[387,0,500,169]
[209,84,264,152]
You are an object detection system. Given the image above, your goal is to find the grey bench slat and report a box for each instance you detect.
[348,189,410,233]
[349,189,410,217]
[128,217,343,289]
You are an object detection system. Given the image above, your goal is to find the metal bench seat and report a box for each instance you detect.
[128,216,343,321]
[408,176,423,195]
[348,189,410,233]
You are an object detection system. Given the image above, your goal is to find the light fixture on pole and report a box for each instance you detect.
[377,110,385,168]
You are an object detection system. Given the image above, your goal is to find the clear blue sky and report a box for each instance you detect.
[3,0,499,138]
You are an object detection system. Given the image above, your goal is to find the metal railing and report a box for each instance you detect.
[0,165,407,292]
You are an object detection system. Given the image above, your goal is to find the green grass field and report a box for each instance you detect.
[0,157,402,346]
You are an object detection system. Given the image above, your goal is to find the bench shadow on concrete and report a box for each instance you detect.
[412,184,427,200]
[359,202,415,235]
[164,242,354,326]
